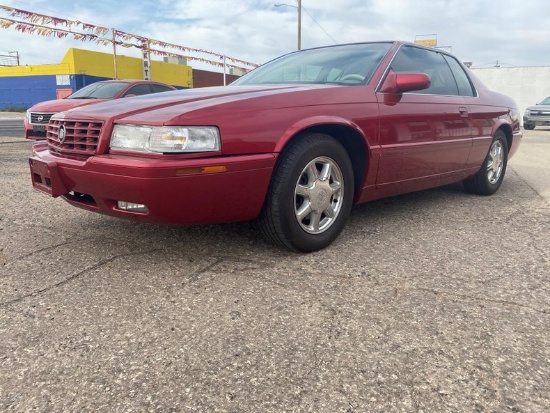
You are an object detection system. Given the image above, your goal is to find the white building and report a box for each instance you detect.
[471,66,550,123]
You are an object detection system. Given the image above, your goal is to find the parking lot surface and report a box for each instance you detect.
[1,130,548,412]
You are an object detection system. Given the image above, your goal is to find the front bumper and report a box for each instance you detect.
[523,114,550,127]
[29,142,277,225]
[23,117,49,140]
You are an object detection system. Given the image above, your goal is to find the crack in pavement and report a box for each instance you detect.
[184,255,278,285]
[407,287,549,314]
[1,237,88,267]
[508,164,549,203]
[184,258,549,315]
[0,249,161,307]
[0,223,166,267]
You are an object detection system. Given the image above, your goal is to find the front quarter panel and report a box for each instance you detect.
[111,85,380,156]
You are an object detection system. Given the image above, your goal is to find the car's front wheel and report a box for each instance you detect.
[259,133,354,252]
[524,123,535,130]
[463,130,508,195]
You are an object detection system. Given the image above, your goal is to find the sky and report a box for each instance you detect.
[1,0,550,72]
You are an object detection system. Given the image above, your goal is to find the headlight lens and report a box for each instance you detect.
[110,125,221,153]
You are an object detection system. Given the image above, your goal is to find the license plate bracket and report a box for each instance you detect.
[29,157,67,197]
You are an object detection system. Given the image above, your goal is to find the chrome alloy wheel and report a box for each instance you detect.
[487,139,504,184]
[294,156,344,234]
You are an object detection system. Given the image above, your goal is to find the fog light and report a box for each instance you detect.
[117,201,148,213]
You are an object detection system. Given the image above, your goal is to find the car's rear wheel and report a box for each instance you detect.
[463,130,508,195]
[259,133,354,252]
[524,123,535,130]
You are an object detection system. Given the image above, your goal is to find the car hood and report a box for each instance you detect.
[526,104,550,112]
[29,98,109,113]
[52,84,374,125]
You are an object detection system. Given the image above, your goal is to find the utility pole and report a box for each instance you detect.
[274,1,302,51]
[112,29,119,79]
[10,51,20,65]
[297,0,301,50]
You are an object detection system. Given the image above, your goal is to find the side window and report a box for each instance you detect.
[442,55,475,97]
[390,46,459,96]
[124,84,153,96]
[151,84,174,93]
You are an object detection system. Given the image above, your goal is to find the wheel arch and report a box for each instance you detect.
[491,118,516,154]
[495,123,513,153]
[275,120,370,196]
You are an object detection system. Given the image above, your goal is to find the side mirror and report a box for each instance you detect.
[380,71,431,94]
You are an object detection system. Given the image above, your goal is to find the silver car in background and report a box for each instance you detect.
[523,96,550,130]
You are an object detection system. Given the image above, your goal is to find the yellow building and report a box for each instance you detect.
[0,48,193,110]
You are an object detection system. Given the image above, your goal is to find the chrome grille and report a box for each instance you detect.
[47,119,103,156]
[30,112,54,124]
[531,110,550,117]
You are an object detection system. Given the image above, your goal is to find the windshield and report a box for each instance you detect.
[67,82,130,99]
[232,42,393,86]
[540,96,550,105]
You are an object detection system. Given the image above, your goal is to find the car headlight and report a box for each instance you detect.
[525,110,531,116]
[110,125,221,153]
[26,109,31,122]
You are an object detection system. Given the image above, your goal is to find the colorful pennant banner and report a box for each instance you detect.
[0,4,258,69]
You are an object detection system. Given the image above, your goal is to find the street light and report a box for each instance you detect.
[274,1,302,50]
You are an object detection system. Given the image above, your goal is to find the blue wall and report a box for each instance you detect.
[0,74,110,110]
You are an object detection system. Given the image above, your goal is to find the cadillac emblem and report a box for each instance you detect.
[58,125,67,144]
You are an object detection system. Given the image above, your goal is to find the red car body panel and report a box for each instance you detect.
[29,42,522,229]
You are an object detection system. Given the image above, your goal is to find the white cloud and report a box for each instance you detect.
[0,0,549,70]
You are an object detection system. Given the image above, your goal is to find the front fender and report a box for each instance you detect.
[274,115,368,153]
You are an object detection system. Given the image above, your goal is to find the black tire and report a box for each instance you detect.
[463,130,508,195]
[259,133,354,252]
[524,123,535,130]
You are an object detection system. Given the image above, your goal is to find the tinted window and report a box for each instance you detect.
[443,55,475,97]
[390,46,459,96]
[125,84,153,96]
[68,82,129,99]
[151,84,174,93]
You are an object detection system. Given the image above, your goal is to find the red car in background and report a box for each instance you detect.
[24,80,176,140]
[29,42,522,252]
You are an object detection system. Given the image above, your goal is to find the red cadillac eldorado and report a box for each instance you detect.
[29,41,522,252]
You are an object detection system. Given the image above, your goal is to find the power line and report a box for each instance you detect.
[301,4,338,44]
[471,60,518,69]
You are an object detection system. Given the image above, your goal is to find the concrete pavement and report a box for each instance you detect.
[0,130,548,412]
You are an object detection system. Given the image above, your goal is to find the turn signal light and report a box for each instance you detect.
[175,165,227,175]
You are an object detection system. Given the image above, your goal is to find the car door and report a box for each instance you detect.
[375,45,473,189]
